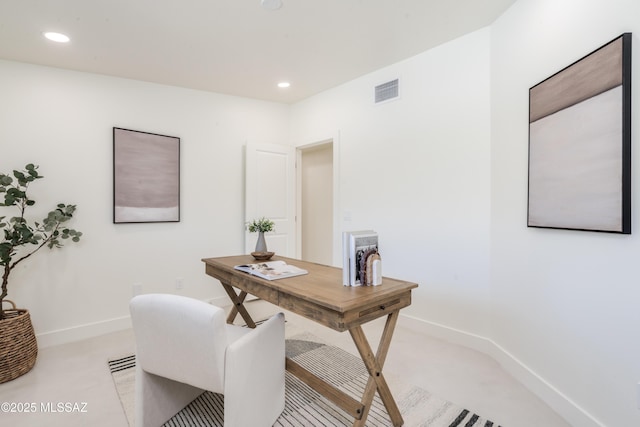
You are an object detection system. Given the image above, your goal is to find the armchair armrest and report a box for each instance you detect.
[224,312,285,427]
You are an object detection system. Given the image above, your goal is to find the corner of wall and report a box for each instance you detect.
[400,313,605,427]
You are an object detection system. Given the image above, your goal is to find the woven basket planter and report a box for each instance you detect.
[0,300,38,384]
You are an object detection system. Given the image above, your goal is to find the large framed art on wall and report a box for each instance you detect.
[113,127,180,223]
[527,33,631,234]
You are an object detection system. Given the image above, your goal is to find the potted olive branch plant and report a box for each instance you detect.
[246,217,275,259]
[0,163,82,383]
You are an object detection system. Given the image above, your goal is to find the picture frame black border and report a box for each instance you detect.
[527,33,632,234]
[113,127,181,224]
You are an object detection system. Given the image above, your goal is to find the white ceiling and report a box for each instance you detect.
[0,0,516,104]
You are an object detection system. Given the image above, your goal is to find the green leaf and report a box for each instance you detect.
[25,164,41,179]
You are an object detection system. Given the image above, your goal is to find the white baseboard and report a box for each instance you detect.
[36,296,232,349]
[399,313,604,427]
[36,315,132,349]
[35,295,252,348]
[399,313,493,354]
[36,293,233,348]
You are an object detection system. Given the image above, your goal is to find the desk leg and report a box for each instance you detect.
[349,310,403,427]
[221,283,256,328]
[226,290,247,323]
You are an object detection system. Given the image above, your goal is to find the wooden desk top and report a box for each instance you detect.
[202,255,418,331]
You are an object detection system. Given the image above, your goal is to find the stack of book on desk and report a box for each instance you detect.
[342,230,382,286]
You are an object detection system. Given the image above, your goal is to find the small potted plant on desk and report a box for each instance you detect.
[246,217,275,260]
[0,164,82,383]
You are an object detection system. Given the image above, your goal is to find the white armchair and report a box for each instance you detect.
[129,293,285,427]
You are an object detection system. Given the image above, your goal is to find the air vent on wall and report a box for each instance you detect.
[374,79,399,103]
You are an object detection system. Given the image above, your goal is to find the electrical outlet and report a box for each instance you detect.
[132,282,142,297]
[175,277,184,290]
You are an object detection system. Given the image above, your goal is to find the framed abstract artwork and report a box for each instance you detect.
[113,127,180,223]
[528,33,632,234]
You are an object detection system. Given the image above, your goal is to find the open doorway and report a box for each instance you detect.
[298,142,334,265]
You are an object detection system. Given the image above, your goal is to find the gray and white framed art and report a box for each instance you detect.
[113,127,180,223]
[528,33,632,234]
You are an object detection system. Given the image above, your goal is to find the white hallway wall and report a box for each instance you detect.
[491,0,640,426]
[0,59,290,345]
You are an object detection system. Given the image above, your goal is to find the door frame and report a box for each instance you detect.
[295,131,341,266]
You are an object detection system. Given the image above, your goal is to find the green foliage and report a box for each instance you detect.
[246,217,275,233]
[0,164,82,318]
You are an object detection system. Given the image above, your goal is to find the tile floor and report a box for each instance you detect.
[0,300,570,427]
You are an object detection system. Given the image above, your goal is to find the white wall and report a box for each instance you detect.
[491,0,640,426]
[290,28,492,338]
[0,60,290,345]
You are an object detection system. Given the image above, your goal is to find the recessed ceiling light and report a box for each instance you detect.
[261,0,283,11]
[43,32,70,43]
[277,82,290,88]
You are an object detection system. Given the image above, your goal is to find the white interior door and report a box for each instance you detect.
[245,143,296,256]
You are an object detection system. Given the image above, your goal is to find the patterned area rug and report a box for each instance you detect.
[109,334,502,426]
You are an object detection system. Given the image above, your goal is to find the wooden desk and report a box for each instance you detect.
[202,255,418,427]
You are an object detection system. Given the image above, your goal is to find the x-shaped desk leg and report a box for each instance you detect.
[349,310,403,427]
[221,283,256,328]
[222,280,403,426]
